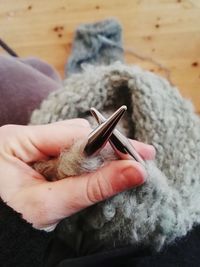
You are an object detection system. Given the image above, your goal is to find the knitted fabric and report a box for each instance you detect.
[31,63,200,255]
[30,62,200,253]
[66,19,123,75]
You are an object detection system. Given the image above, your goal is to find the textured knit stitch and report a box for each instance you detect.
[31,62,200,253]
[66,19,123,75]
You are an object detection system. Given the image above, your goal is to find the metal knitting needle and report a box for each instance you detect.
[84,105,127,157]
[90,107,145,165]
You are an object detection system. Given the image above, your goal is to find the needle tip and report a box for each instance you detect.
[85,106,127,156]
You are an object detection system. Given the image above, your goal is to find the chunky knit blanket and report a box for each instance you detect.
[30,62,200,253]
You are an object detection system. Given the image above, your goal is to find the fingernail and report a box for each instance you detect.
[122,164,146,186]
[149,145,156,156]
[144,144,156,160]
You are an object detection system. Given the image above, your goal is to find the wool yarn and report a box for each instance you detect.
[66,19,123,75]
[31,62,200,254]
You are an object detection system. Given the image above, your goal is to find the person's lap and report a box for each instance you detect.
[0,55,61,126]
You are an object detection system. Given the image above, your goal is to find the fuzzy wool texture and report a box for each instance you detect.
[31,62,200,253]
[66,19,123,75]
[33,140,113,181]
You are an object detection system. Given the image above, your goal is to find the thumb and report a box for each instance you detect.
[85,160,146,204]
[45,160,146,218]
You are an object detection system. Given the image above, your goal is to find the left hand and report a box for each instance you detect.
[0,120,155,231]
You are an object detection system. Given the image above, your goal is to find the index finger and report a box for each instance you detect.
[0,120,92,163]
[27,120,91,158]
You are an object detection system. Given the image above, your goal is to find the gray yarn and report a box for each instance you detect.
[31,62,200,253]
[66,19,123,75]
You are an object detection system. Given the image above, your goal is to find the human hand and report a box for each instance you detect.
[0,120,155,231]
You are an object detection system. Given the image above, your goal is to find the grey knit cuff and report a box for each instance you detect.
[66,19,124,75]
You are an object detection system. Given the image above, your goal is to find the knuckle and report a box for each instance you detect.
[86,171,112,203]
[0,124,26,153]
[0,124,25,137]
[75,118,91,128]
[0,125,17,149]
[0,124,17,133]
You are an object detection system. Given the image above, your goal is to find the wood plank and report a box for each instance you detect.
[0,0,199,113]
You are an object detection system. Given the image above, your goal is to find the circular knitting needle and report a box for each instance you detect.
[90,107,145,165]
[84,106,127,156]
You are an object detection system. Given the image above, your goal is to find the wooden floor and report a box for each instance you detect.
[0,0,200,113]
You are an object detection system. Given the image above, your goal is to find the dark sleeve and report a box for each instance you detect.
[45,224,200,267]
[0,199,53,267]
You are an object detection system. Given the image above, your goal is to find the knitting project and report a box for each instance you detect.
[31,62,200,254]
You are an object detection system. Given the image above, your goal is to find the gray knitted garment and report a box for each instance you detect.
[31,62,200,252]
[66,19,123,75]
